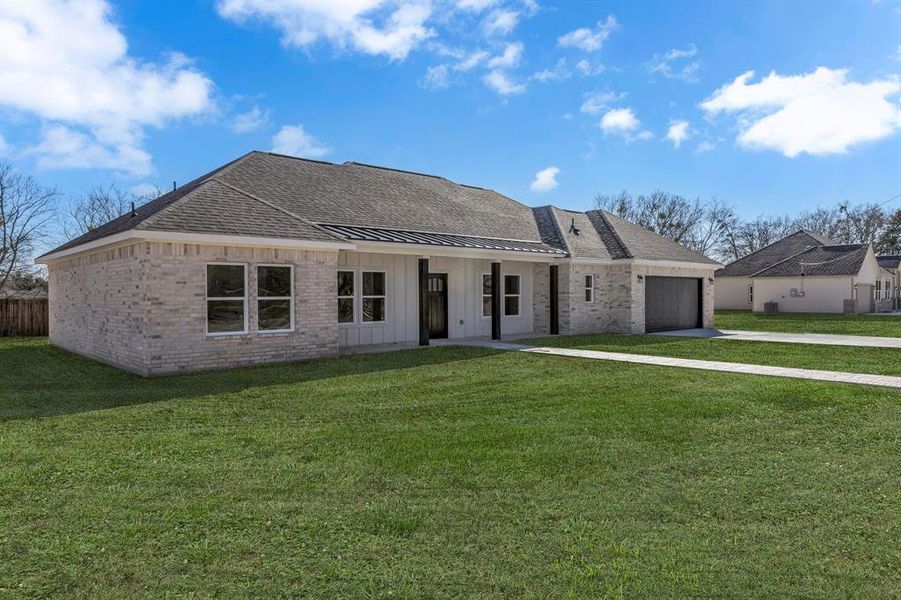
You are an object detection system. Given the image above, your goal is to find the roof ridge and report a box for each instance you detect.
[344,161,444,180]
[748,244,822,277]
[587,209,633,259]
[209,179,346,242]
[534,206,570,253]
[264,151,336,166]
[720,230,824,271]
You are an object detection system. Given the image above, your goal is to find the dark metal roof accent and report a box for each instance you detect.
[317,224,567,255]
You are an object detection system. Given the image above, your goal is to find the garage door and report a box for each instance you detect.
[644,276,701,332]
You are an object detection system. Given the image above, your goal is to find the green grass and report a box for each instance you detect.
[1,338,899,598]
[523,333,901,377]
[716,310,901,337]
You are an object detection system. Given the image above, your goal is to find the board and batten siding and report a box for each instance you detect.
[337,251,535,347]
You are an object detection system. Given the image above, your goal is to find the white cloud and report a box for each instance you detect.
[0,0,214,176]
[455,49,489,71]
[580,90,624,115]
[487,42,523,69]
[231,106,271,133]
[271,124,330,158]
[531,59,570,83]
[483,70,525,95]
[599,108,652,141]
[576,59,605,77]
[701,67,901,157]
[456,0,499,11]
[694,140,716,154]
[530,166,560,192]
[648,44,700,82]
[216,0,435,61]
[666,119,690,148]
[558,15,618,52]
[483,8,518,35]
[420,64,450,89]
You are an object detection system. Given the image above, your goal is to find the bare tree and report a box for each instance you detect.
[717,215,795,263]
[793,203,888,245]
[65,184,162,239]
[877,208,901,254]
[0,162,58,291]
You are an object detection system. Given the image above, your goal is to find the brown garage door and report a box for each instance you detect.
[645,276,702,332]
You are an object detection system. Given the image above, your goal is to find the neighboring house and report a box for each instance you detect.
[876,255,900,309]
[37,151,718,375]
[715,230,891,314]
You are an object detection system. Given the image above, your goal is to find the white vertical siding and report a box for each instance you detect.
[337,251,535,347]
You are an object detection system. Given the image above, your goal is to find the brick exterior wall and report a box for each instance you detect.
[532,263,551,335]
[49,242,339,375]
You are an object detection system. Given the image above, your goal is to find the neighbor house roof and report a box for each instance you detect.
[750,244,870,278]
[715,230,835,277]
[42,151,717,265]
[877,255,900,271]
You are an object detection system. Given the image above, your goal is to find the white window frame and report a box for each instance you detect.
[361,270,388,324]
[337,270,356,325]
[504,273,521,317]
[481,273,492,318]
[585,274,595,303]
[748,284,754,305]
[257,264,294,334]
[205,263,248,337]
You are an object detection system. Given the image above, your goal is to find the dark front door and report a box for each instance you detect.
[644,276,702,332]
[427,273,448,338]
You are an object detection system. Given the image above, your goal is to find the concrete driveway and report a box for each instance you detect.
[653,328,901,349]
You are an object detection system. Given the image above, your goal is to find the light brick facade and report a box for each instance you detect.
[49,241,338,376]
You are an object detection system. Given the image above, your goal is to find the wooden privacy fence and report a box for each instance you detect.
[0,298,49,336]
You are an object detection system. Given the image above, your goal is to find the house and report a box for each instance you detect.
[876,255,900,310]
[37,151,718,375]
[715,230,893,314]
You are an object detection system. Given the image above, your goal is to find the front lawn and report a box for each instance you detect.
[715,310,901,337]
[1,338,899,598]
[524,333,901,377]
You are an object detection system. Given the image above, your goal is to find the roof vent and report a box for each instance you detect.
[130,201,136,217]
[569,218,581,236]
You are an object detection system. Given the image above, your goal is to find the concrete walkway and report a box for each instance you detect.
[652,328,901,349]
[440,339,901,389]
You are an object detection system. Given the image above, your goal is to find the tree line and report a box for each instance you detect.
[1,160,899,292]
[595,190,900,262]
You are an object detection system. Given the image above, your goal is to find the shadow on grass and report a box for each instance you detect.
[0,339,503,421]
[525,333,702,351]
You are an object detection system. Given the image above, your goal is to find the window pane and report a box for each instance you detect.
[362,272,386,296]
[338,271,354,297]
[504,275,519,295]
[504,296,519,316]
[585,289,592,302]
[207,265,244,297]
[258,299,291,331]
[258,266,291,297]
[482,296,492,317]
[362,297,386,322]
[585,275,592,288]
[338,298,354,323]
[482,274,492,295]
[207,300,244,333]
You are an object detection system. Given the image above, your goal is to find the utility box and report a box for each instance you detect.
[764,301,778,314]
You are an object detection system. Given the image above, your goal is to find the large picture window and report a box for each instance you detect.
[257,265,293,332]
[338,271,355,323]
[504,274,520,316]
[482,273,492,317]
[362,271,387,322]
[206,264,246,335]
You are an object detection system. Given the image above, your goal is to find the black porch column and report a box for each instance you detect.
[491,261,501,340]
[418,257,429,346]
[549,264,559,335]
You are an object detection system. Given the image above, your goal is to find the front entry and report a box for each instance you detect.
[427,273,448,338]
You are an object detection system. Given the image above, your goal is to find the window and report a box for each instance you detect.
[504,274,520,316]
[338,271,354,323]
[748,284,754,304]
[362,271,386,322]
[206,264,246,335]
[875,280,882,301]
[482,274,492,317]
[585,274,595,302]
[257,265,292,332]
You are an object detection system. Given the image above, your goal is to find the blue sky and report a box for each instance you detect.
[1,0,899,224]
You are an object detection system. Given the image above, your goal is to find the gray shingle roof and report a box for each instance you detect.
[43,151,717,265]
[751,244,869,278]
[715,230,834,277]
[877,255,900,270]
